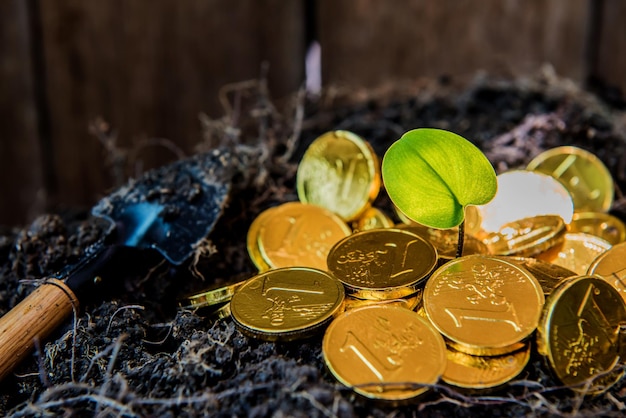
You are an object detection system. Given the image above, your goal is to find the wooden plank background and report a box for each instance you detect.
[318,0,589,85]
[37,0,305,217]
[0,0,623,226]
[0,0,45,226]
[595,0,626,96]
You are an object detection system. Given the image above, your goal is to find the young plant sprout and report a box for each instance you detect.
[382,128,497,257]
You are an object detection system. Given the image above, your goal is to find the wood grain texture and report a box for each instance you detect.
[318,0,589,87]
[0,280,77,381]
[4,0,620,226]
[0,0,44,226]
[38,0,305,211]
[596,0,626,94]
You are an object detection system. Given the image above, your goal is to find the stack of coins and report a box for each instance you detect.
[326,228,437,303]
[422,255,543,388]
[525,146,619,274]
[230,267,345,341]
[180,137,626,401]
[181,130,380,337]
[246,201,352,272]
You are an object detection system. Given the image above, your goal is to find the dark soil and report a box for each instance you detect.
[2,70,626,417]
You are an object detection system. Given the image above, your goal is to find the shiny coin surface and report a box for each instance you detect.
[587,241,626,304]
[397,223,489,262]
[423,255,544,356]
[180,276,249,310]
[322,305,446,402]
[527,146,614,213]
[297,130,380,221]
[343,291,422,311]
[327,228,437,299]
[504,256,577,296]
[569,212,626,245]
[476,170,573,233]
[353,207,394,232]
[247,206,276,271]
[395,205,483,237]
[442,343,531,390]
[479,215,566,257]
[393,205,482,240]
[536,275,626,394]
[464,205,484,237]
[209,302,232,320]
[257,202,351,271]
[231,267,345,341]
[538,233,612,275]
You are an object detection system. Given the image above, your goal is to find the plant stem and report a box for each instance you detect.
[456,220,465,258]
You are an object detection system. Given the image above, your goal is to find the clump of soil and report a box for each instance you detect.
[1,70,626,417]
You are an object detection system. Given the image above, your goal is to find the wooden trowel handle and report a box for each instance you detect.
[0,279,78,381]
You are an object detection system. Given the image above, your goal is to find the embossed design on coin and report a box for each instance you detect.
[256,202,351,270]
[231,267,345,341]
[297,130,380,221]
[527,146,614,213]
[443,343,531,389]
[323,305,446,401]
[424,255,544,356]
[536,276,626,394]
[587,241,626,304]
[327,228,437,299]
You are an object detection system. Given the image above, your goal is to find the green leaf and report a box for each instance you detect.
[382,128,497,229]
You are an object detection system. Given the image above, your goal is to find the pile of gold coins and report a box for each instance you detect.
[181,131,626,403]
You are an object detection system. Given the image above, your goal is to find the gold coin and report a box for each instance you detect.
[423,255,544,356]
[537,232,612,275]
[396,223,489,262]
[527,146,614,213]
[503,256,577,296]
[180,301,232,320]
[322,305,446,402]
[353,207,394,232]
[297,130,380,221]
[231,267,345,341]
[536,275,626,394]
[476,170,573,233]
[327,228,437,299]
[478,215,566,257]
[569,212,626,245]
[464,205,484,237]
[395,204,483,237]
[247,206,276,271]
[180,276,249,310]
[415,304,427,319]
[257,202,351,271]
[587,241,626,304]
[343,291,422,311]
[442,343,531,390]
[208,302,232,320]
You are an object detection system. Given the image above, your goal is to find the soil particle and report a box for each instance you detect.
[2,72,626,417]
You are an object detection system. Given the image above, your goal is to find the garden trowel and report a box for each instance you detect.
[0,148,237,381]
